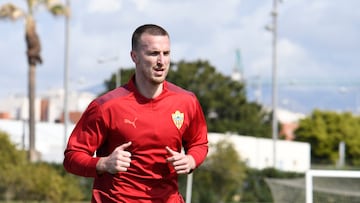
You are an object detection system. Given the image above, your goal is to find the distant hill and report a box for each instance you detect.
[247,85,357,114]
[79,83,106,96]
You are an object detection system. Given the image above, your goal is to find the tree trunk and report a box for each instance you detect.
[26,15,41,162]
[28,63,38,162]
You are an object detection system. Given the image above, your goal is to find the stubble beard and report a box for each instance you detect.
[151,66,169,84]
[151,74,167,85]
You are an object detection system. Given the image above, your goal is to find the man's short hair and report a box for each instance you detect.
[131,24,169,50]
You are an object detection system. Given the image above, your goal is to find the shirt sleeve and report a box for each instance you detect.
[63,100,107,177]
[183,96,208,168]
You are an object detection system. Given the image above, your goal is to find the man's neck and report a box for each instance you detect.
[135,78,164,99]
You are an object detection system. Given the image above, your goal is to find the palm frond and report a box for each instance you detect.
[0,3,25,20]
[42,0,69,16]
[49,4,69,16]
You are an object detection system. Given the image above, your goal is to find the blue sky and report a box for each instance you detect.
[1,0,359,114]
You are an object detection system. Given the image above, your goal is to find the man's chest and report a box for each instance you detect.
[105,100,191,150]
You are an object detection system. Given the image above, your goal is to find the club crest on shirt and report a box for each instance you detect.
[172,110,184,129]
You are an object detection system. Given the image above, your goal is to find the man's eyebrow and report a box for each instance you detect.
[147,50,170,53]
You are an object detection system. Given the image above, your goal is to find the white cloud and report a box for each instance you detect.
[277,39,315,77]
[87,0,122,13]
[131,0,150,11]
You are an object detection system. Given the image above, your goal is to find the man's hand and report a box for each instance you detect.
[166,146,195,174]
[96,141,132,174]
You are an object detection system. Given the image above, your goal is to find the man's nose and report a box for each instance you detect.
[157,53,165,64]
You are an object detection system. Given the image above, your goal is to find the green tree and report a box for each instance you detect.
[241,167,303,202]
[189,139,246,203]
[295,110,360,166]
[240,168,273,202]
[102,68,135,94]
[167,60,272,137]
[15,162,84,202]
[0,131,27,200]
[0,0,68,162]
[0,131,84,202]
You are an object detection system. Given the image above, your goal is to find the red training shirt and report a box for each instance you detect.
[63,76,208,203]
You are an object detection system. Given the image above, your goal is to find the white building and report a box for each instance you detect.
[0,119,75,163]
[0,88,96,162]
[208,132,310,173]
[0,89,96,123]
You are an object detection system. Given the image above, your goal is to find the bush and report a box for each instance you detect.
[0,131,85,202]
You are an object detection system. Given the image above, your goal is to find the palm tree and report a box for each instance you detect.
[0,0,68,162]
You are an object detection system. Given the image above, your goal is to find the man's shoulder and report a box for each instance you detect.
[166,81,195,97]
[95,85,131,105]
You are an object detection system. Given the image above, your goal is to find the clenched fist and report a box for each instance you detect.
[96,141,132,174]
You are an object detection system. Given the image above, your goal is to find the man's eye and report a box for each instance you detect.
[149,52,159,56]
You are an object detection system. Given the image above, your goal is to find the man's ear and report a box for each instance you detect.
[130,50,137,63]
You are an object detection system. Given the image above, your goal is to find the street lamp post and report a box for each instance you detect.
[116,68,121,88]
[267,0,280,168]
[63,0,70,150]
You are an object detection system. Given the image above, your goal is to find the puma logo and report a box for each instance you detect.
[124,118,137,128]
